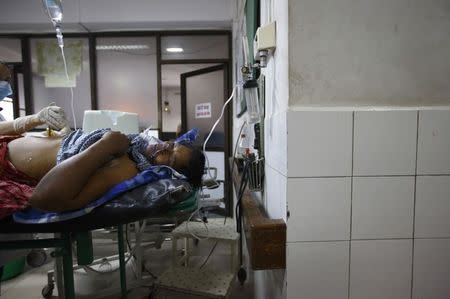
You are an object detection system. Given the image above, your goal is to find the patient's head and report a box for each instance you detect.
[145,142,205,188]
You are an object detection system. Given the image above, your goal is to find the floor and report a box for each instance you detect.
[0,225,256,299]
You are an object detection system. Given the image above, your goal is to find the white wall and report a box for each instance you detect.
[289,0,450,107]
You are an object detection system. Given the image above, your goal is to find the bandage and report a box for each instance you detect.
[36,106,67,130]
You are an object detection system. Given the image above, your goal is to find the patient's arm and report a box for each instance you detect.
[0,115,41,135]
[30,131,139,212]
[0,106,67,135]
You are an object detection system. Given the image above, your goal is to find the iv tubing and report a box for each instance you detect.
[59,45,77,130]
[202,85,237,180]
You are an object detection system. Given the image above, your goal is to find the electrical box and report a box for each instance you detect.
[253,21,276,66]
[254,21,276,52]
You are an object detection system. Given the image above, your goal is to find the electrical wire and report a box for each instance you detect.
[235,161,250,232]
[235,160,250,267]
[185,188,210,241]
[125,223,157,280]
[202,85,237,181]
[199,241,219,269]
[231,121,247,182]
[82,221,147,274]
[218,121,247,227]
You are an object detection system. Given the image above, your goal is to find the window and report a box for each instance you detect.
[96,36,158,130]
[30,37,91,128]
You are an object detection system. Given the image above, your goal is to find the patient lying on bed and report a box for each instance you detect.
[1,128,204,216]
[0,63,204,218]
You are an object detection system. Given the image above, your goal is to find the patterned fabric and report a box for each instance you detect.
[13,165,185,224]
[128,133,152,171]
[57,129,152,171]
[0,135,38,220]
[175,128,199,145]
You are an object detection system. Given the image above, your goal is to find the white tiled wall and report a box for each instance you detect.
[415,176,450,238]
[286,108,450,299]
[349,240,412,299]
[417,110,450,174]
[287,177,351,241]
[353,111,417,176]
[287,110,352,177]
[287,242,349,299]
[413,239,450,299]
[352,176,414,239]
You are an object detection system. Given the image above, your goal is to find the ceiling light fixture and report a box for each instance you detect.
[166,47,183,53]
[96,45,150,51]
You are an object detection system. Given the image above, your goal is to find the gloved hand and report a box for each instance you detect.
[36,106,67,130]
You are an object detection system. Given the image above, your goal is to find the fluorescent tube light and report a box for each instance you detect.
[96,45,149,51]
[166,47,183,53]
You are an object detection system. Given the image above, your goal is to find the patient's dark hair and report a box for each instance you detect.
[177,144,205,189]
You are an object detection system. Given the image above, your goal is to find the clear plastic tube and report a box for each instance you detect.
[59,45,77,130]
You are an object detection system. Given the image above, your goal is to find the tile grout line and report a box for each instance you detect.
[410,110,420,299]
[348,111,355,299]
[286,237,450,244]
[289,174,450,179]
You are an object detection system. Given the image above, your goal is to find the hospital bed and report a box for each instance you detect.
[0,179,198,299]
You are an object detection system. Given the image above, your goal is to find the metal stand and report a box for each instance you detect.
[157,219,239,298]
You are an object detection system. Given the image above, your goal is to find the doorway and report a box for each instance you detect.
[160,62,231,216]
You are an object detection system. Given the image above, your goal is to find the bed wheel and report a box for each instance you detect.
[27,249,47,267]
[42,283,54,298]
[237,267,247,285]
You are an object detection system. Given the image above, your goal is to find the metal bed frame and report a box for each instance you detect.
[0,226,129,299]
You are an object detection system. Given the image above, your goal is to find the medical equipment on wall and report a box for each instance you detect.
[42,0,77,129]
[243,79,261,124]
[253,21,276,68]
[240,23,276,125]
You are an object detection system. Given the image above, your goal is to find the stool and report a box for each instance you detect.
[157,219,239,298]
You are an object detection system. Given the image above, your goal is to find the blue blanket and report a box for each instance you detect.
[13,165,185,224]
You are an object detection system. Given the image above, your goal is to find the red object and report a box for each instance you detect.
[0,135,37,220]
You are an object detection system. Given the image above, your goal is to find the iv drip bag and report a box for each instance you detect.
[43,0,63,27]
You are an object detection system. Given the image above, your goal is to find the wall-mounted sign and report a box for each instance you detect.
[195,102,212,119]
